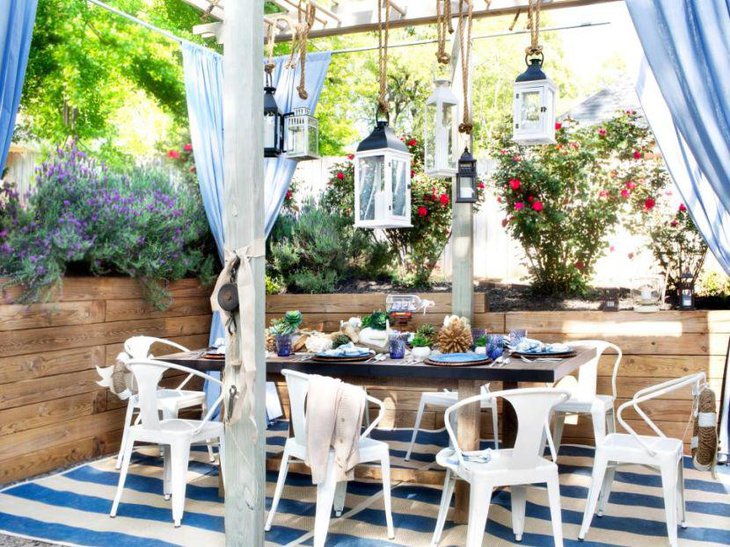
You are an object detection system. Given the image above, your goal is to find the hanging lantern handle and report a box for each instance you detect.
[524,50,544,68]
[375,104,390,125]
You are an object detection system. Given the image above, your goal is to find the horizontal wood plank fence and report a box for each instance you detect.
[1,284,728,484]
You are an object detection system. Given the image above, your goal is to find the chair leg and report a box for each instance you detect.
[110,436,135,517]
[265,444,291,531]
[552,413,566,458]
[313,456,338,547]
[431,469,455,546]
[660,460,679,547]
[490,400,499,450]
[405,397,427,461]
[333,481,347,517]
[546,473,564,547]
[677,457,687,528]
[597,464,616,517]
[163,445,172,500]
[606,406,616,434]
[381,451,395,539]
[511,485,527,542]
[115,401,136,470]
[590,407,607,447]
[578,453,608,540]
[465,481,492,547]
[170,442,191,527]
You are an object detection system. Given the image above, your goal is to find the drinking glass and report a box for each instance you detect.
[275,333,293,357]
[509,329,527,347]
[389,332,406,359]
[486,334,504,360]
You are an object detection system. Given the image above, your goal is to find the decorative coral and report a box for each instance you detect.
[437,315,473,354]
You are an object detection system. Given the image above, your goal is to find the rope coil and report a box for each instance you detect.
[457,0,474,134]
[692,387,719,476]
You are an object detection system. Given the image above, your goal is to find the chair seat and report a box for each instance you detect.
[131,419,223,444]
[132,389,206,415]
[436,447,557,485]
[553,393,613,413]
[600,432,683,462]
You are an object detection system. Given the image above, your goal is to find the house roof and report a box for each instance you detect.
[560,78,645,127]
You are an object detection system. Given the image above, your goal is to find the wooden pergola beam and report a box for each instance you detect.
[182,0,620,42]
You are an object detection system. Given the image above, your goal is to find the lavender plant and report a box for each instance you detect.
[0,143,216,307]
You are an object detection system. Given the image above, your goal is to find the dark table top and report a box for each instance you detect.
[164,344,597,383]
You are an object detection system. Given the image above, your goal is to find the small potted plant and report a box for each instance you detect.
[410,334,431,361]
[269,310,303,357]
[474,335,488,355]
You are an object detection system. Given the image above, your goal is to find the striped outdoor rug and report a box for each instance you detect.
[1,421,729,547]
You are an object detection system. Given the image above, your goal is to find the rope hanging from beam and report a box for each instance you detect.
[286,0,317,99]
[457,0,474,134]
[435,0,453,65]
[526,0,543,57]
[377,0,392,115]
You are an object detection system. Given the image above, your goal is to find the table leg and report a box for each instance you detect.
[501,380,518,448]
[453,379,481,524]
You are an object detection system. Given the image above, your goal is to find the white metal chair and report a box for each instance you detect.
[265,369,395,547]
[110,358,225,527]
[114,336,214,469]
[432,387,570,547]
[550,340,622,455]
[579,372,706,547]
[405,384,499,461]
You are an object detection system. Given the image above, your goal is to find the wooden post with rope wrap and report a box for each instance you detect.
[221,1,267,545]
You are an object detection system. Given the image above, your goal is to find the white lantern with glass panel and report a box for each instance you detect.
[513,57,557,145]
[424,79,457,178]
[354,120,412,229]
[284,107,319,160]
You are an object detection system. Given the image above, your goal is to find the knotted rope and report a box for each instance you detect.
[457,0,474,134]
[377,0,392,115]
[435,0,453,65]
[286,0,316,100]
[525,0,543,58]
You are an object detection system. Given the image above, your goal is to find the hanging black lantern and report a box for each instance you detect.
[264,85,283,157]
[678,271,695,310]
[456,147,477,203]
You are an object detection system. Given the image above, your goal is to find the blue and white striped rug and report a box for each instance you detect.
[1,422,729,546]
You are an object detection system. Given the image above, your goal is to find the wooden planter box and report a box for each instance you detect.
[0,277,212,485]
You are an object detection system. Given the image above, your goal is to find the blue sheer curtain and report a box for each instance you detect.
[0,0,38,173]
[626,0,730,459]
[182,43,331,415]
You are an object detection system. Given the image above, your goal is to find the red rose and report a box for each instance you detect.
[497,196,502,203]
[598,128,607,137]
[347,153,355,160]
[532,200,543,212]
[575,260,585,271]
[167,150,180,159]
[555,122,562,131]
[625,181,637,190]
[527,196,534,202]
[621,188,630,198]
[477,181,485,189]
[633,150,642,159]
[514,202,525,211]
[679,203,687,212]
[501,218,509,227]
[407,138,417,147]
[285,190,293,200]
[644,197,656,210]
[418,206,428,217]
[499,149,508,155]
[609,245,615,253]
[512,155,522,163]
[509,178,521,190]
[670,219,679,227]
[411,170,416,178]
[599,190,609,198]
[336,172,345,180]
[439,194,449,205]
[628,252,635,260]
[189,165,196,173]
[184,143,193,152]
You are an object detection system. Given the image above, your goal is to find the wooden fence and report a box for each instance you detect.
[1,285,728,485]
[0,278,212,485]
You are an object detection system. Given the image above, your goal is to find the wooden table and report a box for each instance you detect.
[166,345,596,522]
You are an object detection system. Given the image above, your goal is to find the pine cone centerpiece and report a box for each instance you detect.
[266,331,276,352]
[437,315,473,354]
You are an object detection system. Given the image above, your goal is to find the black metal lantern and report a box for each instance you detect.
[264,85,283,157]
[678,271,695,310]
[456,147,477,203]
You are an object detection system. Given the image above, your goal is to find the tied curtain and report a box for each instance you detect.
[182,43,331,416]
[0,0,38,173]
[626,0,730,458]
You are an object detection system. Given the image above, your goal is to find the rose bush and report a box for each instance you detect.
[321,136,486,286]
[0,143,216,307]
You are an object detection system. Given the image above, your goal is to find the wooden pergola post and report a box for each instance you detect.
[221,0,267,545]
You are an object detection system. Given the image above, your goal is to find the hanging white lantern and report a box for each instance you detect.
[424,78,457,178]
[354,120,412,229]
[284,107,319,160]
[512,57,557,145]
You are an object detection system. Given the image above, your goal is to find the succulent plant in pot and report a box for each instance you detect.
[474,334,488,355]
[410,334,431,361]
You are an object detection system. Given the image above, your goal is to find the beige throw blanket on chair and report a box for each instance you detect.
[305,375,366,485]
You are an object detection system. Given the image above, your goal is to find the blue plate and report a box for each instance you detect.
[315,350,370,358]
[427,352,490,364]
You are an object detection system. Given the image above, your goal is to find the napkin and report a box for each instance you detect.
[321,342,370,357]
[512,338,571,354]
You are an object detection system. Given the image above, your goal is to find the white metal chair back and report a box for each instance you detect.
[564,340,622,399]
[126,358,224,434]
[445,387,570,470]
[282,369,384,448]
[617,372,706,457]
[124,336,190,359]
